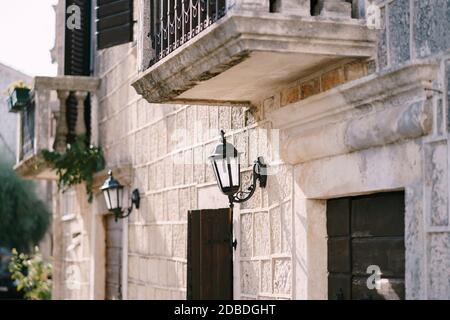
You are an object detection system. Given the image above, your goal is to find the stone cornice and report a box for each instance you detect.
[269,61,440,165]
[269,62,439,131]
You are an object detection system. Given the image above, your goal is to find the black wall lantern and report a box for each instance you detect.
[100,170,140,222]
[209,130,267,208]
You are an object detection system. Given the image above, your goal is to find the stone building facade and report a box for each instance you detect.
[13,0,450,299]
[0,63,32,163]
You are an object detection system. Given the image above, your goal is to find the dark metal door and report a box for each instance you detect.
[327,192,405,300]
[187,208,233,300]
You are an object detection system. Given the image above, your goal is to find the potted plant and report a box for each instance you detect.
[6,81,31,113]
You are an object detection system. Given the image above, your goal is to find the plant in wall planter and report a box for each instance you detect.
[6,81,31,113]
[42,135,106,202]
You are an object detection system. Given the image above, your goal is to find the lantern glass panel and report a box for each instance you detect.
[215,158,230,188]
[116,187,123,209]
[230,156,240,188]
[108,188,118,210]
[103,189,112,210]
[104,187,124,211]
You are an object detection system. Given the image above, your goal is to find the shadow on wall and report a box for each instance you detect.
[311,0,319,15]
[269,0,321,14]
[309,0,361,18]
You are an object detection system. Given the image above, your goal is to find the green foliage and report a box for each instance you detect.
[0,159,51,252]
[9,247,52,300]
[42,135,105,202]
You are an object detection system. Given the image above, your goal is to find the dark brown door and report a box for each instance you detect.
[187,208,233,300]
[327,192,405,300]
[105,215,123,300]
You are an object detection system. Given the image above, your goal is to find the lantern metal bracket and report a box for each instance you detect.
[113,189,140,222]
[228,156,267,207]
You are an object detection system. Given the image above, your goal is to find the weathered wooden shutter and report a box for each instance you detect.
[64,1,92,143]
[187,209,233,300]
[96,0,134,50]
[65,0,92,76]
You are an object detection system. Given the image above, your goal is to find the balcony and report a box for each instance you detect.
[132,0,377,106]
[14,76,100,180]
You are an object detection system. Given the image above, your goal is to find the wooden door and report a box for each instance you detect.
[327,192,405,300]
[187,208,233,300]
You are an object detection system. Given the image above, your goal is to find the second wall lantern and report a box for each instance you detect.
[101,170,140,222]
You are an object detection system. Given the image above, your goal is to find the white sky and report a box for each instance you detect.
[0,0,58,76]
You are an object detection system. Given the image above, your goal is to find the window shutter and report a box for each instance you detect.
[96,0,134,50]
[65,0,92,76]
[64,0,92,144]
[187,208,233,300]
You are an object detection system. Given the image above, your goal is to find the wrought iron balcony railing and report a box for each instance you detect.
[20,98,36,161]
[150,0,227,65]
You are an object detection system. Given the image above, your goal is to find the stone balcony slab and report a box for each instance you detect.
[132,10,377,106]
